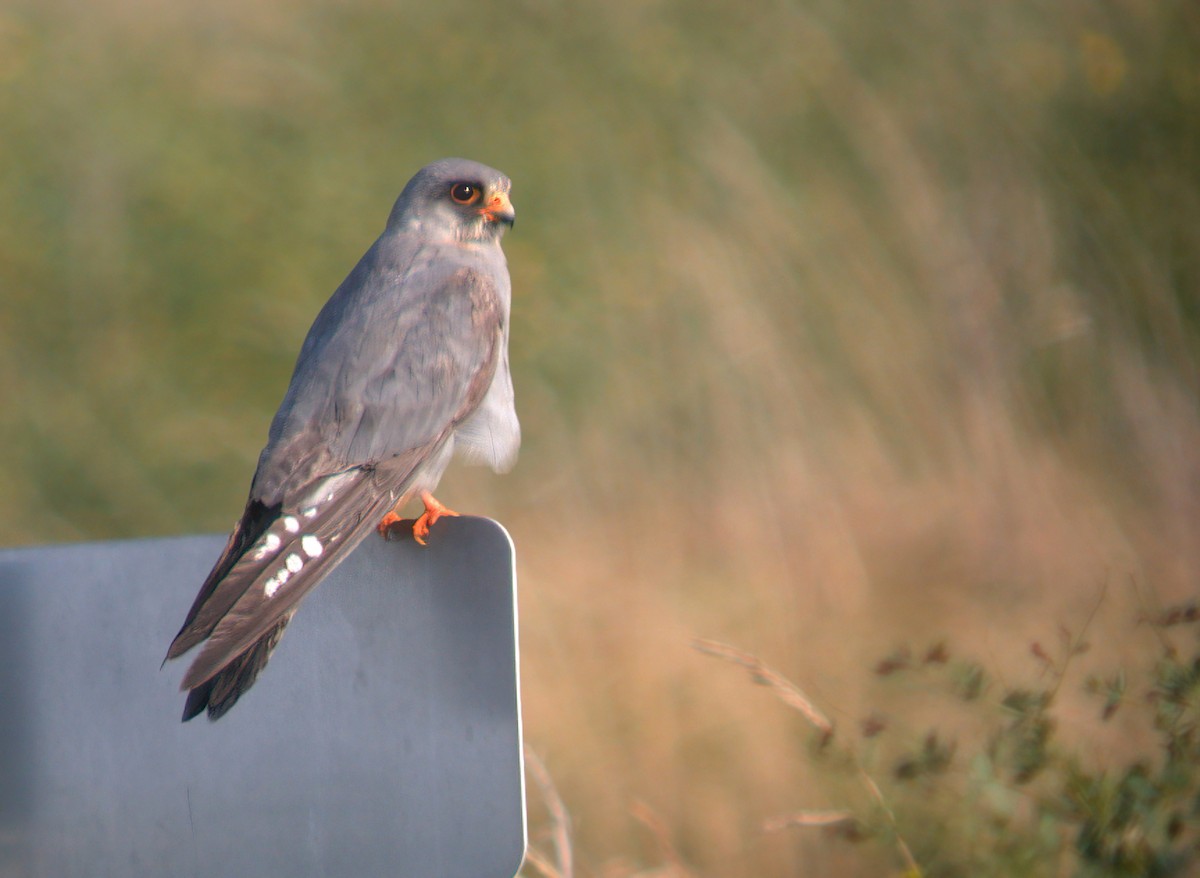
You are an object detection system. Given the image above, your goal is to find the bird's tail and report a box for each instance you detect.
[169,465,409,721]
[181,612,294,721]
[167,444,443,722]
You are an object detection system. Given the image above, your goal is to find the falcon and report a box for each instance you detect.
[165,158,520,721]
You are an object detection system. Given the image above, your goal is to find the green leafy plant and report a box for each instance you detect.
[680,595,1200,877]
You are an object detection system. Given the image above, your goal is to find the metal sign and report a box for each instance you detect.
[0,516,526,878]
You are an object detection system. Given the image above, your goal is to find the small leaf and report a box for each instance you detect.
[860,713,888,738]
[952,662,986,701]
[1002,688,1049,715]
[923,641,949,665]
[1031,641,1053,666]
[875,646,912,676]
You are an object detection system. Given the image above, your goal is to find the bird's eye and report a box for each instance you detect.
[450,182,482,205]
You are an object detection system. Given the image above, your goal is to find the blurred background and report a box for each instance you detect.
[1,0,1197,874]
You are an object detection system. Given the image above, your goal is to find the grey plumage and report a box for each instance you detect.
[166,158,520,721]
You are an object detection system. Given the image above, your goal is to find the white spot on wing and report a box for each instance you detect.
[283,516,300,533]
[252,532,282,560]
[285,553,303,573]
[301,506,319,519]
[301,535,323,558]
[264,567,290,598]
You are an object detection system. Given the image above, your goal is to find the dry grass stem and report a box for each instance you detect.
[762,810,857,832]
[524,747,574,878]
[695,637,922,875]
[521,847,562,878]
[857,769,920,876]
[692,638,834,737]
[630,800,698,878]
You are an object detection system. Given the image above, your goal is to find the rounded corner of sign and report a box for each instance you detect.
[470,516,516,558]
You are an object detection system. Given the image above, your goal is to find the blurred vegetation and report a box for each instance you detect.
[662,601,1200,878]
[1,0,1197,874]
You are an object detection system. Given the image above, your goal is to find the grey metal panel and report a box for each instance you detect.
[0,516,525,878]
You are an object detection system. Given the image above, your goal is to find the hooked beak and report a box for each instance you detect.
[480,191,515,227]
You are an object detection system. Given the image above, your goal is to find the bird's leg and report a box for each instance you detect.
[412,490,458,546]
[375,490,459,545]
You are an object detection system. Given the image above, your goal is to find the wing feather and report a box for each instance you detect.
[179,462,402,690]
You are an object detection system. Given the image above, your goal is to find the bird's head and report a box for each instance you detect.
[388,158,515,244]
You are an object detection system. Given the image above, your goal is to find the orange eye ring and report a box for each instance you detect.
[450,182,482,205]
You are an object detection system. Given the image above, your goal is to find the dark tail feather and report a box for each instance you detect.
[167,498,281,663]
[171,455,436,722]
[182,613,294,722]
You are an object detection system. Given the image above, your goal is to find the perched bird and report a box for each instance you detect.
[165,158,520,721]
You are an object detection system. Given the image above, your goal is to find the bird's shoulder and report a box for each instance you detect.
[320,234,505,334]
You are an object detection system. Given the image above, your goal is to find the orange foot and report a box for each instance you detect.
[375,490,459,545]
[376,509,405,539]
[412,490,458,546]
